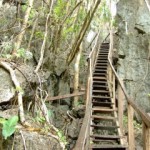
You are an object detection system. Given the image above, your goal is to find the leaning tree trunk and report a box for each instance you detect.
[73,44,82,107]
[13,0,34,54]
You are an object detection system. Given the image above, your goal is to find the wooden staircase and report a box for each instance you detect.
[74,35,150,150]
[89,43,126,150]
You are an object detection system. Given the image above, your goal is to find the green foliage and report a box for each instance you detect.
[15,86,24,95]
[123,115,142,130]
[29,8,37,20]
[54,0,66,20]
[35,31,44,39]
[0,118,6,124]
[16,48,33,60]
[0,41,13,58]
[91,0,111,30]
[100,1,111,23]
[47,109,54,119]
[57,130,67,145]
[22,5,28,12]
[2,116,18,139]
[16,48,26,58]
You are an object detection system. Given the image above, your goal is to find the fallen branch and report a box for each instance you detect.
[0,61,25,123]
[46,92,85,101]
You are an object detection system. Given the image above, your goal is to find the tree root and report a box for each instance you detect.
[0,61,25,123]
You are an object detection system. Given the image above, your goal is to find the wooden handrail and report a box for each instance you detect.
[108,32,150,128]
[46,92,85,101]
[74,30,102,150]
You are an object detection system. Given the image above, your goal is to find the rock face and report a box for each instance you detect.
[0,68,14,103]
[1,131,61,150]
[115,0,150,112]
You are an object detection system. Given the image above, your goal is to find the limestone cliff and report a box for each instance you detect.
[115,0,150,112]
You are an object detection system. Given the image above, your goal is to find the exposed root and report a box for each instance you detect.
[0,61,25,123]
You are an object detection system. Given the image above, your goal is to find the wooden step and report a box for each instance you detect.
[93,72,107,76]
[99,52,109,54]
[91,115,117,120]
[95,66,107,69]
[91,124,119,130]
[93,77,106,80]
[93,80,107,84]
[92,84,108,88]
[89,144,127,150]
[96,62,108,65]
[96,59,108,61]
[92,101,114,107]
[100,49,109,51]
[94,69,107,72]
[90,135,121,140]
[92,95,111,98]
[92,107,117,112]
[96,62,108,66]
[92,90,109,93]
[98,54,108,56]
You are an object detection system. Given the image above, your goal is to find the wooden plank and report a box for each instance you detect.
[118,83,124,132]
[143,122,150,150]
[92,95,111,99]
[92,107,117,112]
[93,76,106,80]
[91,115,117,120]
[91,124,119,130]
[46,92,85,101]
[90,134,121,139]
[128,104,135,150]
[89,144,126,149]
[92,90,109,93]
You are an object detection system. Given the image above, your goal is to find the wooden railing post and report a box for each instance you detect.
[112,73,115,106]
[117,80,124,132]
[143,122,150,150]
[128,103,135,150]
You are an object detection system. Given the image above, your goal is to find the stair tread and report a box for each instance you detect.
[89,144,127,149]
[91,115,117,120]
[92,90,109,93]
[98,55,108,57]
[91,124,119,129]
[93,72,107,75]
[90,134,122,139]
[92,95,111,98]
[96,59,108,61]
[92,107,117,111]
[95,66,107,68]
[92,84,108,88]
[93,81,107,84]
[96,63,108,65]
[99,52,108,54]
[93,77,106,80]
[94,69,107,72]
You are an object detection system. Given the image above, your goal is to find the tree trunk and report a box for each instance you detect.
[73,44,82,107]
[13,0,34,54]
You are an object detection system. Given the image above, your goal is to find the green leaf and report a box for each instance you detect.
[57,130,63,138]
[0,118,6,124]
[48,110,54,119]
[2,116,18,139]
